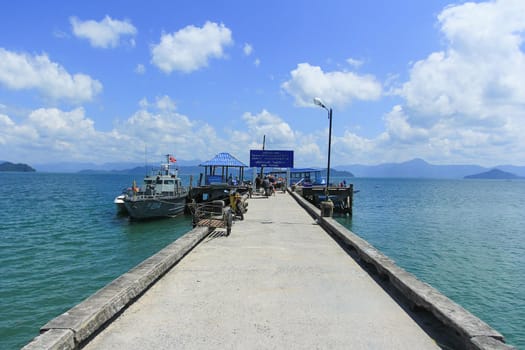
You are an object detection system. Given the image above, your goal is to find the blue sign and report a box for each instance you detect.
[250,150,294,168]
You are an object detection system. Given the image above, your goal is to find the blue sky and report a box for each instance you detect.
[1,0,524,167]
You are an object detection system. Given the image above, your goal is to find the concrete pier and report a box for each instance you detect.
[82,191,440,349]
[24,191,513,350]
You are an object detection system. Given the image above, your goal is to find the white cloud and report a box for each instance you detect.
[346,57,363,68]
[399,0,525,122]
[0,48,102,102]
[0,108,105,161]
[53,30,69,39]
[281,63,382,107]
[241,110,296,148]
[0,113,15,145]
[254,58,261,67]
[0,104,194,163]
[151,21,233,73]
[243,43,253,56]
[334,130,377,164]
[0,113,38,147]
[383,105,428,143]
[70,15,137,48]
[155,95,176,111]
[1,102,329,165]
[291,130,327,166]
[267,1,525,166]
[118,108,192,141]
[8,0,525,172]
[389,0,525,164]
[28,107,96,139]
[135,64,145,74]
[113,99,232,161]
[0,113,14,127]
[138,98,148,109]
[233,110,327,165]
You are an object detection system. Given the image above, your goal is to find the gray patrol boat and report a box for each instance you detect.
[123,154,188,220]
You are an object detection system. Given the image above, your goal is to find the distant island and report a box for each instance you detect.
[323,168,354,178]
[78,165,203,176]
[0,161,36,172]
[31,157,525,178]
[464,168,520,179]
[78,166,355,179]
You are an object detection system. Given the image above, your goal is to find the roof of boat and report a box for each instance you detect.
[199,152,247,167]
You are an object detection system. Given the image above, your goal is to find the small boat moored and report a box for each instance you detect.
[114,190,130,215]
[123,154,188,220]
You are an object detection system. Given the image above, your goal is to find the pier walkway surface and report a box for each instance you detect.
[83,191,440,350]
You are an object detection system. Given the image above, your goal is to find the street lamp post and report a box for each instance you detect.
[313,97,332,198]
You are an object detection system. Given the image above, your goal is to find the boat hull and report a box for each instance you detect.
[124,196,186,220]
[114,194,128,215]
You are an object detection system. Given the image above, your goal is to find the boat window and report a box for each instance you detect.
[144,179,153,184]
[164,180,174,184]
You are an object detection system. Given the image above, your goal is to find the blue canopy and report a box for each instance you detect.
[199,152,247,167]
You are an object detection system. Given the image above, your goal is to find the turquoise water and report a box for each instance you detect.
[335,178,524,348]
[0,173,194,349]
[0,174,523,349]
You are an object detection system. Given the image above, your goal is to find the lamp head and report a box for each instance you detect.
[313,97,326,109]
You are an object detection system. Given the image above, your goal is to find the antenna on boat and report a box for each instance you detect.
[144,144,148,175]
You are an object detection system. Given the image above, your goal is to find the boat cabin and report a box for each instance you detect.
[142,174,184,195]
[137,155,186,197]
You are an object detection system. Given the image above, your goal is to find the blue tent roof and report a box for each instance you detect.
[199,152,247,167]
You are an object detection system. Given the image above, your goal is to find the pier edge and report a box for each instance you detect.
[288,189,515,350]
[22,226,210,350]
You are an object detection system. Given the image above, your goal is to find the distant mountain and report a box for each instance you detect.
[338,158,488,179]
[78,165,203,176]
[76,167,142,175]
[35,159,202,173]
[464,169,521,179]
[29,157,525,179]
[76,165,355,182]
[0,161,36,172]
[34,162,121,173]
[322,168,354,178]
[494,165,525,177]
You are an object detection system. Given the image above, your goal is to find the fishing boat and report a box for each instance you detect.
[123,154,188,220]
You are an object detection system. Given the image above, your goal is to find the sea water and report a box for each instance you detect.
[0,172,194,349]
[0,173,523,349]
[334,177,524,348]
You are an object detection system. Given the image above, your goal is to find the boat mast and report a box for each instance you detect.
[165,154,170,175]
[144,144,148,175]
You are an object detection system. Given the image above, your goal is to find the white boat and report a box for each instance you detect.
[114,192,129,215]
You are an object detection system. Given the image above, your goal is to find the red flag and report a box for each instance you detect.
[169,155,177,163]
